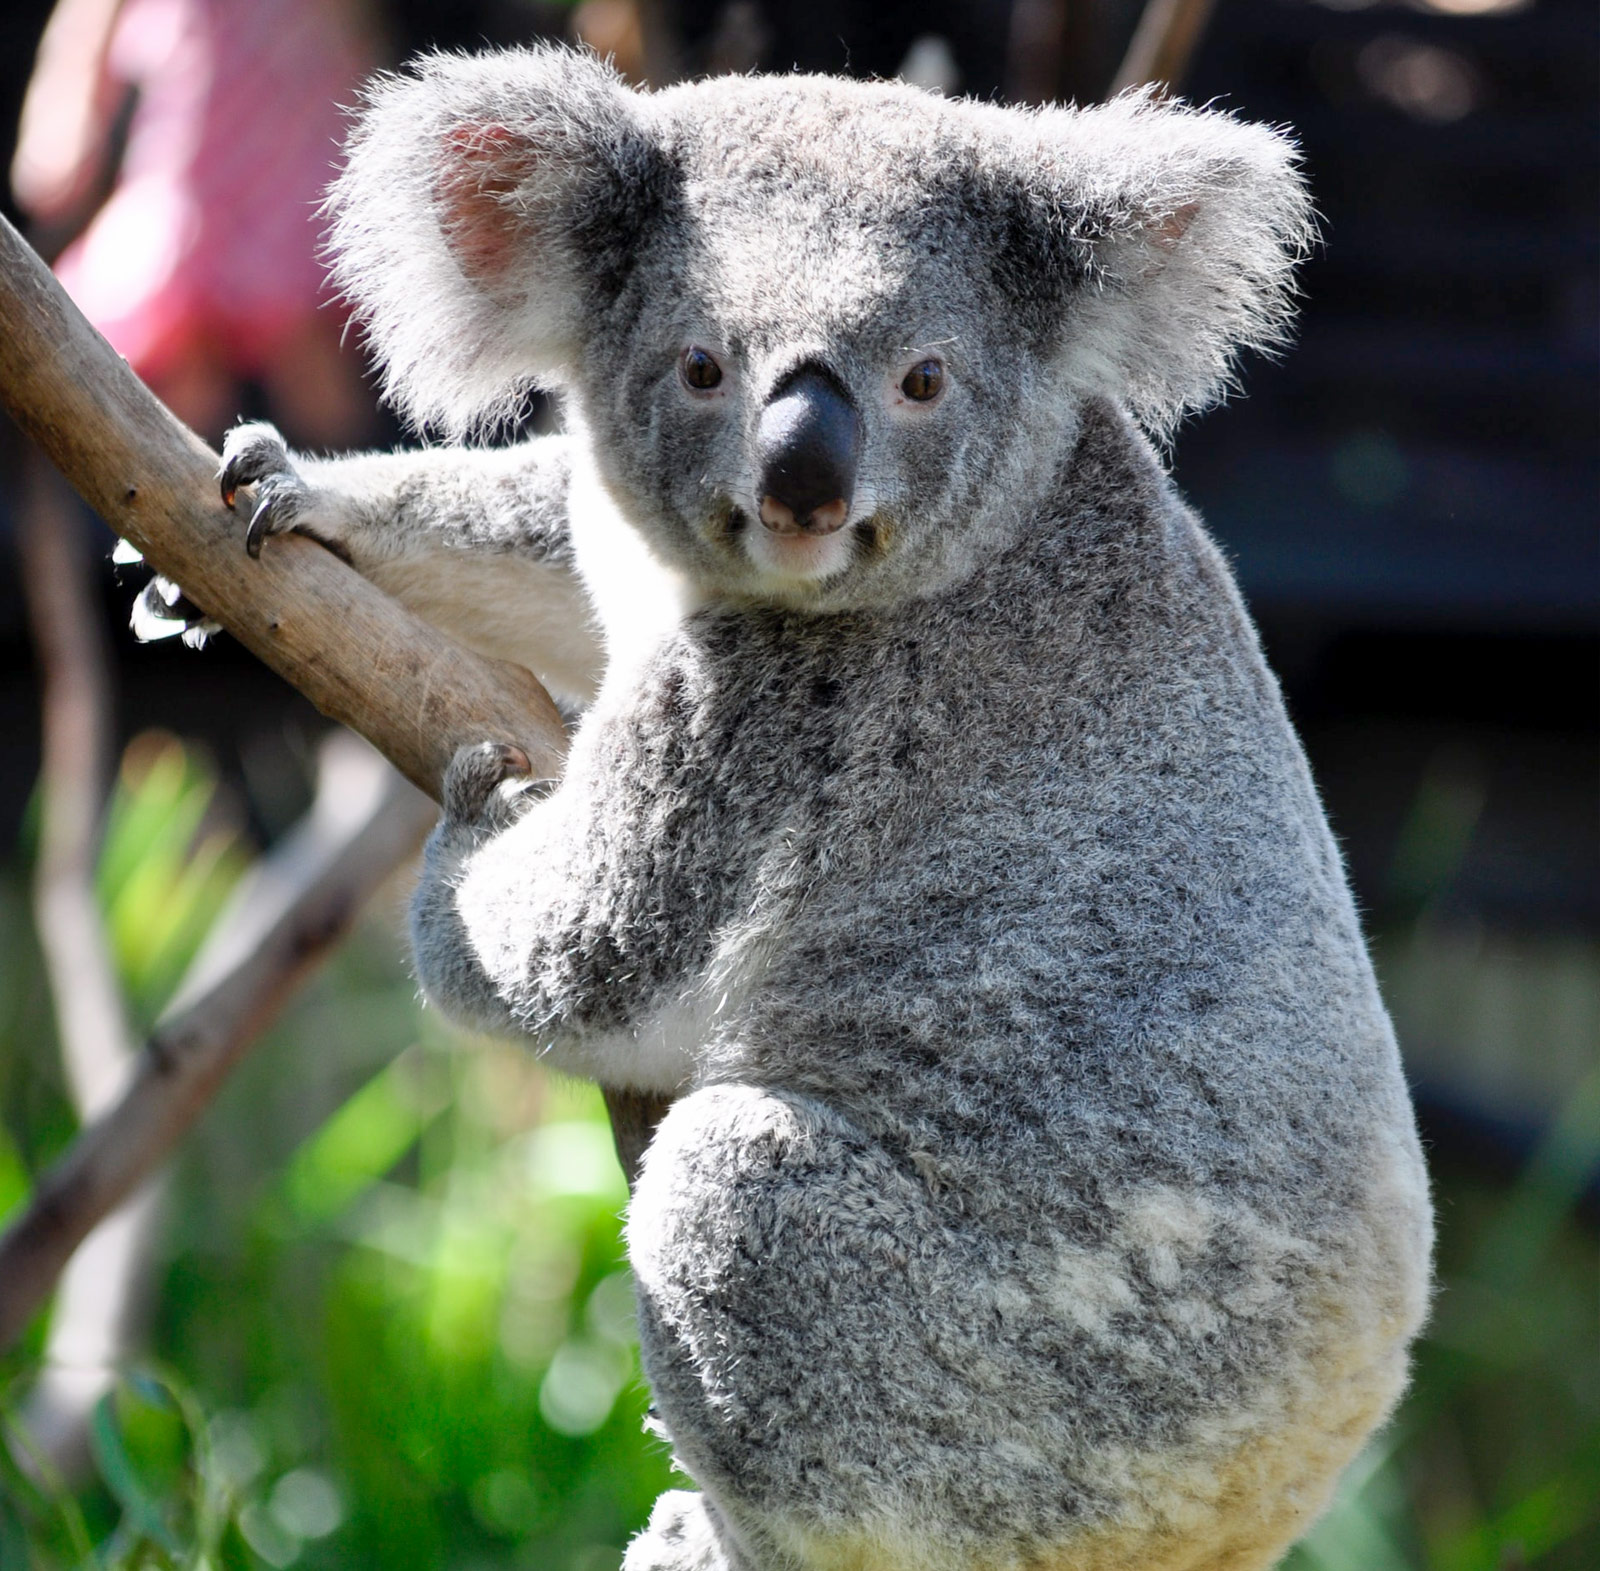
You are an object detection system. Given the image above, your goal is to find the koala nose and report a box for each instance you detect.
[755,366,861,536]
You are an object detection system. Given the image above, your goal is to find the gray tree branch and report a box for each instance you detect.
[17,454,133,1118]
[14,448,155,1471]
[0,212,674,1352]
[0,739,436,1352]
[1110,0,1219,98]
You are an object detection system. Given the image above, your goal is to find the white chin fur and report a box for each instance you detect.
[742,525,855,586]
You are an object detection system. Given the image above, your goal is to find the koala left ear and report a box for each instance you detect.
[1012,91,1316,437]
[325,46,664,436]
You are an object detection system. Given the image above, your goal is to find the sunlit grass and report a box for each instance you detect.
[96,733,250,1028]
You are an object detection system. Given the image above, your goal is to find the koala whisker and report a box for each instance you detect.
[699,496,751,551]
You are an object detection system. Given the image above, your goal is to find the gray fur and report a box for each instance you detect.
[218,421,602,706]
[238,49,1431,1570]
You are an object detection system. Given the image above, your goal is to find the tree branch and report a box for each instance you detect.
[0,211,569,799]
[14,450,154,1469]
[0,739,436,1352]
[0,212,660,1349]
[1110,0,1219,98]
[17,453,134,1117]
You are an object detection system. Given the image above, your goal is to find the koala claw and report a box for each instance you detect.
[245,489,291,558]
[219,420,290,506]
[218,422,311,557]
[444,740,543,827]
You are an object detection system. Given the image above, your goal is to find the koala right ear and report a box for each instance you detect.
[325,47,663,436]
[999,90,1316,439]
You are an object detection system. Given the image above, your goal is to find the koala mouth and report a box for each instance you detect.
[743,516,857,585]
[705,501,886,593]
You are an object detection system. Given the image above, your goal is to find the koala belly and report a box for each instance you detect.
[624,1084,1415,1571]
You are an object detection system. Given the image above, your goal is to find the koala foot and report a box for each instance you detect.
[114,522,220,647]
[218,422,339,561]
[128,575,217,648]
[623,1492,738,1571]
[443,740,548,831]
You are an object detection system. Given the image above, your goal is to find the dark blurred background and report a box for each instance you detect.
[0,2,1594,1567]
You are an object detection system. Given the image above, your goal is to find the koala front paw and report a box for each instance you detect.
[218,422,322,559]
[443,740,547,830]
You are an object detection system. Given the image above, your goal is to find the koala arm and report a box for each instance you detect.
[217,423,604,707]
[408,736,707,1092]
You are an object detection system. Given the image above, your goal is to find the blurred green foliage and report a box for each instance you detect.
[95,733,251,1031]
[0,734,1595,1569]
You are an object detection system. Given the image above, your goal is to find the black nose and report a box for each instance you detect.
[755,366,861,535]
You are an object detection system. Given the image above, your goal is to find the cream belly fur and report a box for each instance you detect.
[757,1173,1423,1571]
[369,551,604,708]
[780,1348,1404,1571]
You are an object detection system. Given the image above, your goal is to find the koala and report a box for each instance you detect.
[212,48,1433,1571]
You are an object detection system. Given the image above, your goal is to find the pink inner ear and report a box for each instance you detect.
[435,122,535,286]
[1151,200,1202,253]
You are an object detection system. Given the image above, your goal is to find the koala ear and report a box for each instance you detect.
[1013,91,1316,437]
[325,47,662,436]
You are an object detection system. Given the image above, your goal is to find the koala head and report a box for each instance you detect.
[328,49,1312,609]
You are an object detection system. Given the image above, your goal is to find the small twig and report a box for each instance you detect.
[1006,0,1071,106]
[0,737,436,1352]
[632,0,683,85]
[16,453,134,1116]
[13,1187,162,1478]
[1110,0,1219,97]
[13,448,160,1472]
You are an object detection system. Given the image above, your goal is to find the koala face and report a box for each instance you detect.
[573,85,1071,608]
[327,51,1312,609]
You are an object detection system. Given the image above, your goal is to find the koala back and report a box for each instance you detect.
[325,51,1429,1570]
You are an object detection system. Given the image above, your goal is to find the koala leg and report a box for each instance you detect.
[626,1084,975,1571]
[625,1084,1348,1571]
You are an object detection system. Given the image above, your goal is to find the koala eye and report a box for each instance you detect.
[900,359,945,403]
[680,346,724,392]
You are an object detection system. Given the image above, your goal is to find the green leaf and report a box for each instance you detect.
[95,735,247,1023]
[1470,1066,1600,1289]
[90,1394,182,1557]
[0,1123,30,1224]
[282,1058,435,1224]
[0,1492,31,1569]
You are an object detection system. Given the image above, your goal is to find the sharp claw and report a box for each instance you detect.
[245,496,274,558]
